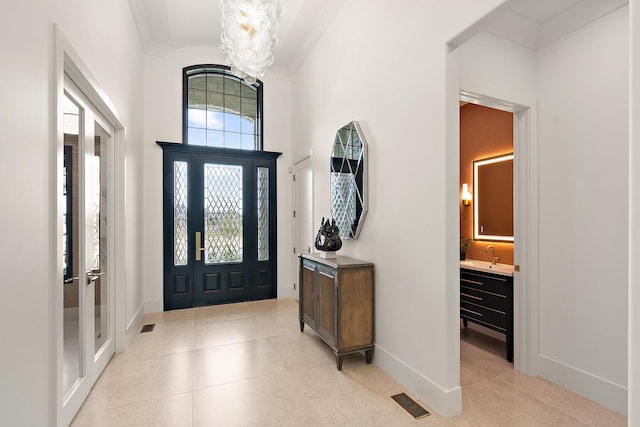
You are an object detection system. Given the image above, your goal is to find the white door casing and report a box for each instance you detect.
[293,155,313,301]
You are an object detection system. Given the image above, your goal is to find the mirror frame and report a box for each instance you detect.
[473,153,514,242]
[330,120,368,239]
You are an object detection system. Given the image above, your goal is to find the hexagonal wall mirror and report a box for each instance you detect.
[330,121,368,239]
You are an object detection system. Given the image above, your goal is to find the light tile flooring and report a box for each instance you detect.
[71,299,627,426]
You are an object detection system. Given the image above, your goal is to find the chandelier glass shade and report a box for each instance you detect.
[219,0,283,84]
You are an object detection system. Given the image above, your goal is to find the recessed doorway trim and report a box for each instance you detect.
[460,90,538,377]
[52,23,126,427]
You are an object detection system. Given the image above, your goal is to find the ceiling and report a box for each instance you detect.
[483,0,628,50]
[129,0,346,79]
[129,0,627,80]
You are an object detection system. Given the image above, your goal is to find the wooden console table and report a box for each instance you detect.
[298,253,374,370]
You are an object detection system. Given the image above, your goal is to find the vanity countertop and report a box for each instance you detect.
[460,259,514,277]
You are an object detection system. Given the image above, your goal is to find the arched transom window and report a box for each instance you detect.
[183,65,263,150]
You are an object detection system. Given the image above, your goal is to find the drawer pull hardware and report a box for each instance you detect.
[460,307,482,316]
[461,292,482,301]
[465,301,506,315]
[462,271,507,282]
[461,286,506,299]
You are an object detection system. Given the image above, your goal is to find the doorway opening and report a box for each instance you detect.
[159,143,281,310]
[54,26,127,426]
[459,99,515,365]
[457,90,533,376]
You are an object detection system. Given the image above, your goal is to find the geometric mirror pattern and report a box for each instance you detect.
[330,121,367,239]
[330,172,357,240]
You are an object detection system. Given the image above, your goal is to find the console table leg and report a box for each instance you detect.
[336,355,343,371]
[365,349,373,364]
[299,320,304,332]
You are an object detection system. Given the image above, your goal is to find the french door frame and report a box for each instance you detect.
[459,90,535,375]
[158,142,281,310]
[53,25,126,427]
[61,76,116,422]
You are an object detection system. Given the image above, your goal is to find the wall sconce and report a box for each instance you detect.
[461,183,472,206]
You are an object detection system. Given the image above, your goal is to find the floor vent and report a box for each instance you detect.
[140,324,155,333]
[391,392,430,419]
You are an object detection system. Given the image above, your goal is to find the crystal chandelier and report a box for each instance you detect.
[219,0,283,84]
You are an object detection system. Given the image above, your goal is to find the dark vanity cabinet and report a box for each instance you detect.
[299,253,374,370]
[460,268,514,362]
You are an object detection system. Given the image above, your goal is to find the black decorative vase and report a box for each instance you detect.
[315,217,342,252]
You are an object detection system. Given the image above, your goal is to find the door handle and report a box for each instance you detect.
[86,270,105,285]
[195,231,206,261]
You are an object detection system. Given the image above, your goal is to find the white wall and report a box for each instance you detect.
[537,6,629,413]
[0,0,145,425]
[141,47,293,312]
[290,0,507,417]
[457,33,537,108]
[456,7,629,414]
[630,1,640,422]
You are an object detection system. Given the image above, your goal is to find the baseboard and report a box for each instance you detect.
[144,299,163,314]
[121,303,145,350]
[538,354,627,415]
[277,285,294,299]
[374,343,462,418]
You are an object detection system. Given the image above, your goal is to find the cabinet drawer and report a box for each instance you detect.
[460,285,507,312]
[460,269,508,296]
[460,300,507,331]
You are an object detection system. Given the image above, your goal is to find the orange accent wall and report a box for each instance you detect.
[460,104,514,265]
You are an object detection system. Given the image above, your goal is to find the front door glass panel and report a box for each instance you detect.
[174,161,189,266]
[257,167,269,261]
[204,163,243,264]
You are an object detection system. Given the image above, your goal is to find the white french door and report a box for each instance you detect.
[61,75,115,425]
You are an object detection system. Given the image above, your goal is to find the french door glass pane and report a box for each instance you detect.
[89,154,100,271]
[204,164,243,264]
[94,122,109,354]
[62,92,80,398]
[174,161,189,266]
[257,167,269,261]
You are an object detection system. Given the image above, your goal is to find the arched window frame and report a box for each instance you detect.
[182,64,264,150]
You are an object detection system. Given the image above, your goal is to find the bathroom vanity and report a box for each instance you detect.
[459,260,514,362]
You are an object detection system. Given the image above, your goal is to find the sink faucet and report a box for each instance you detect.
[485,245,500,265]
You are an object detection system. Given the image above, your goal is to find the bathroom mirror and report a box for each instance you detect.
[473,153,513,242]
[330,121,368,239]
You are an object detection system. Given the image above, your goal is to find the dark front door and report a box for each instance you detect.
[160,142,280,310]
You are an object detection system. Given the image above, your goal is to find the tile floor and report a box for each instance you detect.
[70,299,627,426]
